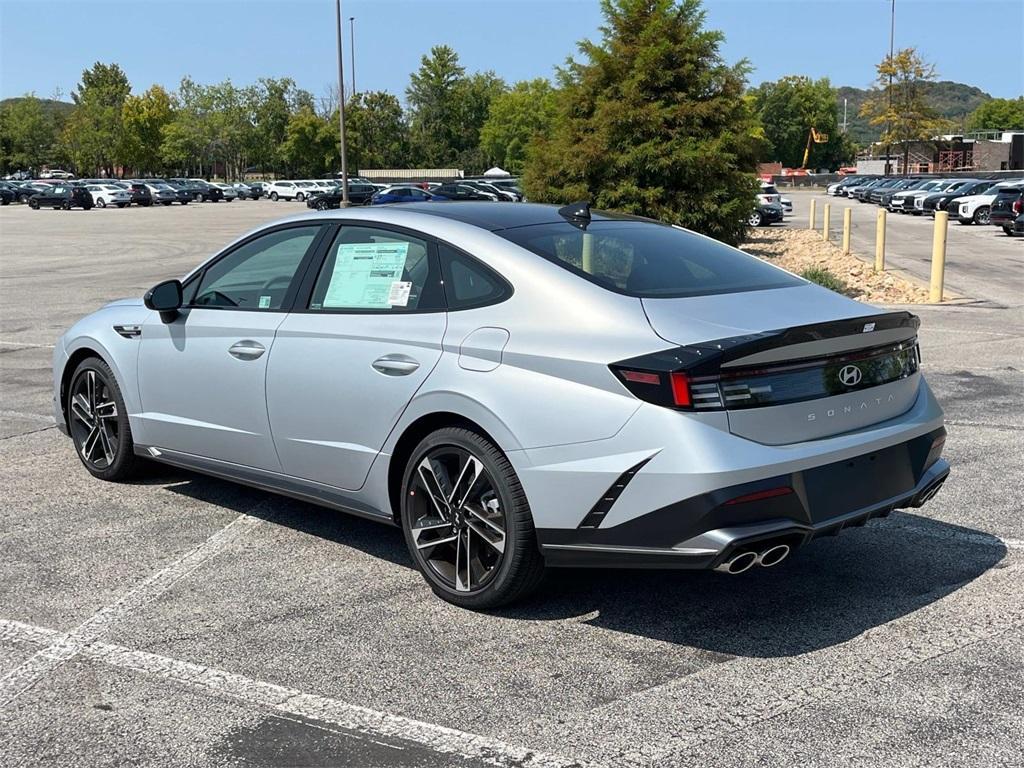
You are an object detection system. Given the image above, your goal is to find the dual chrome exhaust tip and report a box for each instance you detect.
[714,543,791,575]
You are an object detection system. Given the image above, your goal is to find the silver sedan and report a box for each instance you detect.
[52,202,948,607]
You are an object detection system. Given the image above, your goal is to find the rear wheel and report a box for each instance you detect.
[296,192,305,202]
[973,206,990,225]
[270,191,279,201]
[67,358,139,481]
[61,201,71,210]
[97,198,107,208]
[400,428,545,609]
[29,198,39,209]
[747,211,764,227]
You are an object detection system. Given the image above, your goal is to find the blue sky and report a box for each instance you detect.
[1,0,1021,102]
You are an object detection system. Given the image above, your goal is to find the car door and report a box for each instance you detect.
[136,223,328,469]
[266,223,447,490]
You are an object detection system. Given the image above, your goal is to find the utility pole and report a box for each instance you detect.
[349,17,356,97]
[335,0,349,205]
[885,0,895,176]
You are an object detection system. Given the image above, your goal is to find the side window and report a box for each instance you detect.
[437,243,511,310]
[308,226,443,312]
[192,225,321,310]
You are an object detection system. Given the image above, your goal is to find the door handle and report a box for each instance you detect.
[228,340,266,360]
[372,354,420,376]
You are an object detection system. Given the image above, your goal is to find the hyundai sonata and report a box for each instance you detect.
[53,202,948,608]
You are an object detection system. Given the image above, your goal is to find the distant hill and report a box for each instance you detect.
[836,81,992,146]
[0,97,75,121]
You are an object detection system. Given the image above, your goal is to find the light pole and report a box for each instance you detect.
[335,0,350,205]
[349,16,356,97]
[885,0,895,176]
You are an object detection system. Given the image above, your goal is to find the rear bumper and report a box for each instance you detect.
[538,428,948,569]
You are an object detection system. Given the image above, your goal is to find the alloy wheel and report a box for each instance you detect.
[68,369,120,469]
[747,211,763,226]
[407,447,507,593]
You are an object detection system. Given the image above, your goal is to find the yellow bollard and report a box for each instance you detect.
[822,203,831,242]
[874,208,886,272]
[842,208,852,254]
[930,211,948,302]
[808,198,817,230]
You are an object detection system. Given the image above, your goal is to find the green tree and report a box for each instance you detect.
[406,45,468,166]
[480,79,558,174]
[62,62,131,175]
[121,85,174,175]
[523,0,764,246]
[345,91,409,170]
[965,97,1024,132]
[859,48,945,173]
[749,76,853,170]
[0,94,60,172]
[278,105,337,177]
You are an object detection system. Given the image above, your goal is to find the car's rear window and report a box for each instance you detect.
[497,221,801,298]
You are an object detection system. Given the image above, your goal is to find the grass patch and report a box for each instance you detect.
[800,266,848,294]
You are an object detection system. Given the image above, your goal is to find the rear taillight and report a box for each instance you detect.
[1014,199,1022,214]
[724,487,793,505]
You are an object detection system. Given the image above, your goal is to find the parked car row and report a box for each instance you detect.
[0,176,282,211]
[827,174,1024,237]
[288,178,526,210]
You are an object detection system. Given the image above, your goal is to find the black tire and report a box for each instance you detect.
[117,203,127,208]
[400,427,545,609]
[29,198,39,209]
[181,200,189,205]
[66,357,140,481]
[270,191,279,201]
[1003,225,1014,236]
[61,201,71,210]
[296,192,305,202]
[747,211,764,227]
[97,198,106,208]
[973,206,990,225]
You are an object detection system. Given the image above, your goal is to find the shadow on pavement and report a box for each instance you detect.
[161,469,1005,659]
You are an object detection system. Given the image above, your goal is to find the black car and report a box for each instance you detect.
[306,182,377,209]
[1013,212,1024,237]
[748,202,784,227]
[162,180,194,204]
[28,184,93,210]
[9,182,47,204]
[873,179,922,206]
[193,180,224,202]
[434,183,495,201]
[989,185,1024,235]
[0,185,13,205]
[853,178,894,201]
[123,182,154,207]
[245,182,266,200]
[922,179,993,215]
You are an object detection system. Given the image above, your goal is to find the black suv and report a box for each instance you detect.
[28,184,93,210]
[923,179,994,215]
[989,185,1023,235]
[306,182,377,209]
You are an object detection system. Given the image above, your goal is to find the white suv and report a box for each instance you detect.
[956,180,1024,225]
[266,181,300,201]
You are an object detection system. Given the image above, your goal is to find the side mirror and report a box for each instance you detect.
[144,279,183,323]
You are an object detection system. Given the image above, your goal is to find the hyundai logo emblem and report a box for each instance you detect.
[839,365,863,387]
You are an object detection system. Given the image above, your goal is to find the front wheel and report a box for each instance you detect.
[66,358,139,481]
[400,428,545,609]
[296,192,305,202]
[974,206,990,225]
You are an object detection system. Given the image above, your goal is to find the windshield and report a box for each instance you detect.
[497,220,802,298]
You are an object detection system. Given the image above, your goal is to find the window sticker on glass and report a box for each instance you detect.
[387,280,412,307]
[258,295,272,309]
[323,242,410,308]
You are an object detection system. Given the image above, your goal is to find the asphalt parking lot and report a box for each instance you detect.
[1,198,1022,767]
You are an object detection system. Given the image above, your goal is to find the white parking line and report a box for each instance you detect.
[0,512,264,709]
[0,410,54,424]
[0,618,587,768]
[0,340,56,349]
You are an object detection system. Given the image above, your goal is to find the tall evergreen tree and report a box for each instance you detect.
[523,0,763,246]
